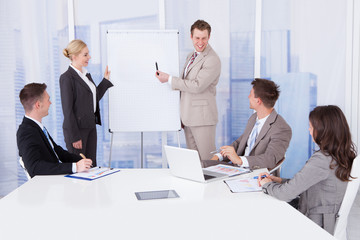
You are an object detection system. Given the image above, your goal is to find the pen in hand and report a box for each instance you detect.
[80,153,93,168]
[210,149,221,154]
[253,175,268,179]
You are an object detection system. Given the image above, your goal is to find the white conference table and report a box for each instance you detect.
[0,168,335,240]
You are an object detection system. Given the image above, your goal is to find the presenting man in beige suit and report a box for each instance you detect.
[156,19,221,160]
[205,78,292,171]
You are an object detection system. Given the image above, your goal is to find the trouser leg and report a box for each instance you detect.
[184,125,216,161]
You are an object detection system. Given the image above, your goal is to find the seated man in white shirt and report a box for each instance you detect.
[16,83,92,178]
[205,78,292,171]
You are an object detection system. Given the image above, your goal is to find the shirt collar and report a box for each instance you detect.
[256,114,270,125]
[70,63,88,76]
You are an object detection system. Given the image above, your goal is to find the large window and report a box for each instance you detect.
[261,0,347,178]
[0,0,350,196]
[0,0,68,196]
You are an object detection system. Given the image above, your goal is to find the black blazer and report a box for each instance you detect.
[16,117,82,178]
[59,66,113,143]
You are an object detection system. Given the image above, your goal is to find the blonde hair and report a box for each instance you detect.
[63,39,87,60]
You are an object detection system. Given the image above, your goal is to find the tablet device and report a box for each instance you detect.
[135,190,180,200]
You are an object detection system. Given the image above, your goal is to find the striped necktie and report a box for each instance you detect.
[188,52,198,67]
[184,52,198,77]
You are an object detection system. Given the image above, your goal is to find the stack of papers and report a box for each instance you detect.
[204,164,250,177]
[224,178,262,193]
[65,167,120,181]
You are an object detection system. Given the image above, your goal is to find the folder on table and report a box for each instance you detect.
[65,167,120,181]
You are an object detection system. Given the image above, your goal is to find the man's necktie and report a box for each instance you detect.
[184,52,198,77]
[43,127,60,161]
[188,52,198,67]
[248,121,260,153]
[43,127,52,145]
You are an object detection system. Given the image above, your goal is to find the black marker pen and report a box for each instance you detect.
[155,62,159,75]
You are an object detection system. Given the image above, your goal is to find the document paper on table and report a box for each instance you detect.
[65,167,120,181]
[204,164,250,177]
[224,178,262,193]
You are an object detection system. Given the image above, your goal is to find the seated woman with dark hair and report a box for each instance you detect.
[258,105,356,234]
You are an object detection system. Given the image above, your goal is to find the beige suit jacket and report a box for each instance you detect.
[226,110,292,169]
[171,44,221,126]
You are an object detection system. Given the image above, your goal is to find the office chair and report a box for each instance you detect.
[19,157,30,180]
[333,156,360,240]
[269,157,285,177]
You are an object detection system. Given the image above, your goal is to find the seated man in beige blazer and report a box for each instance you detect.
[155,19,221,161]
[205,78,292,171]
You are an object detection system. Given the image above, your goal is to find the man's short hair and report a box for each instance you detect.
[251,78,280,108]
[19,83,47,112]
[190,19,211,36]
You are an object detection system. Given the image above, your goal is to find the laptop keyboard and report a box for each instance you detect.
[204,174,216,180]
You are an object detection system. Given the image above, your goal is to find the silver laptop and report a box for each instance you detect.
[164,145,229,183]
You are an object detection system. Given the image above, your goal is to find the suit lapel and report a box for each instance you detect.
[23,117,58,160]
[181,53,192,78]
[186,52,204,74]
[68,66,93,93]
[238,113,257,154]
[86,72,95,85]
[184,44,212,78]
[252,110,278,151]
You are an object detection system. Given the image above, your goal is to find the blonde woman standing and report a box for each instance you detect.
[60,39,113,166]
